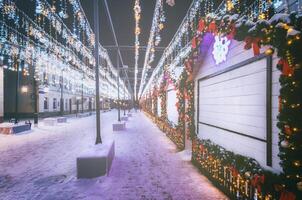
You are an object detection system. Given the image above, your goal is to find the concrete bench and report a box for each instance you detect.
[121,116,128,121]
[57,117,67,123]
[77,113,91,118]
[43,118,57,126]
[77,140,115,178]
[12,124,31,134]
[112,121,126,131]
[0,123,31,134]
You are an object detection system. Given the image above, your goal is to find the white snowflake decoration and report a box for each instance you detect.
[212,36,231,65]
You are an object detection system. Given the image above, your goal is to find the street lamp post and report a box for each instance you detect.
[60,69,64,116]
[33,78,39,124]
[93,0,102,144]
[15,59,20,123]
[123,76,126,116]
[117,54,121,122]
[81,73,84,113]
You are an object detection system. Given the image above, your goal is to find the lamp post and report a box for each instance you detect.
[81,73,84,113]
[15,59,20,123]
[117,54,121,122]
[60,69,64,116]
[123,77,126,116]
[33,76,39,124]
[94,0,102,144]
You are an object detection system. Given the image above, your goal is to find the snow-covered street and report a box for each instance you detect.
[0,110,227,200]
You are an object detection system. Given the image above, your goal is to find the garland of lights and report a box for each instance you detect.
[190,9,302,200]
[138,0,165,98]
[133,0,141,100]
[142,0,302,199]
[0,0,129,100]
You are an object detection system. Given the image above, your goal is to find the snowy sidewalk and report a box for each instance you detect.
[0,110,227,200]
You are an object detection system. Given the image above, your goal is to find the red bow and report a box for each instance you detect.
[244,36,261,55]
[227,24,236,40]
[208,21,217,33]
[280,191,296,200]
[278,96,282,112]
[198,19,205,32]
[191,37,197,49]
[278,59,294,76]
[229,166,239,177]
[251,175,265,192]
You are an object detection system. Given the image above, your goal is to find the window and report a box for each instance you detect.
[65,99,68,110]
[53,98,57,109]
[44,97,48,110]
[52,75,56,86]
[43,72,49,85]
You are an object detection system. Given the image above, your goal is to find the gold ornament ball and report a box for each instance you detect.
[293,160,301,167]
[297,182,302,191]
[244,171,251,178]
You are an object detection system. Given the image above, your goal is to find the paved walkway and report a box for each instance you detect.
[0,110,227,200]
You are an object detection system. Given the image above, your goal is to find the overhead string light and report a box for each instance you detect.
[0,0,129,99]
[138,0,165,99]
[134,0,141,100]
[140,0,202,98]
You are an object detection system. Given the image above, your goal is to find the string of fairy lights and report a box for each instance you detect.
[140,0,281,97]
[0,0,130,100]
[141,0,302,199]
[133,0,141,101]
[138,0,165,100]
[140,0,202,98]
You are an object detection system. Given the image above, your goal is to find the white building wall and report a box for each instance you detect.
[38,88,95,114]
[194,39,281,172]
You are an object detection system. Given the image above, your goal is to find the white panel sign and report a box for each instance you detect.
[198,58,268,165]
[167,90,178,125]
[158,97,161,116]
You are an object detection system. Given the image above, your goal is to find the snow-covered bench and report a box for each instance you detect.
[57,117,67,123]
[77,113,91,118]
[112,121,126,131]
[0,122,31,134]
[127,113,132,117]
[77,140,115,178]
[43,118,57,126]
[121,116,128,121]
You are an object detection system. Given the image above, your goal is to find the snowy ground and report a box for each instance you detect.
[0,110,227,200]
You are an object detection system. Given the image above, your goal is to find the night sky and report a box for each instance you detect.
[79,0,193,93]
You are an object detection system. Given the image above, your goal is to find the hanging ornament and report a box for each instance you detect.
[155,35,161,46]
[280,140,289,148]
[166,0,175,7]
[35,2,43,15]
[293,160,301,167]
[212,36,231,65]
[297,182,302,191]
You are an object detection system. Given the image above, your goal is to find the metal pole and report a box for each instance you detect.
[81,73,84,113]
[33,69,39,124]
[15,59,19,123]
[94,0,102,144]
[30,59,39,124]
[117,54,121,121]
[123,76,126,116]
[60,69,64,116]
